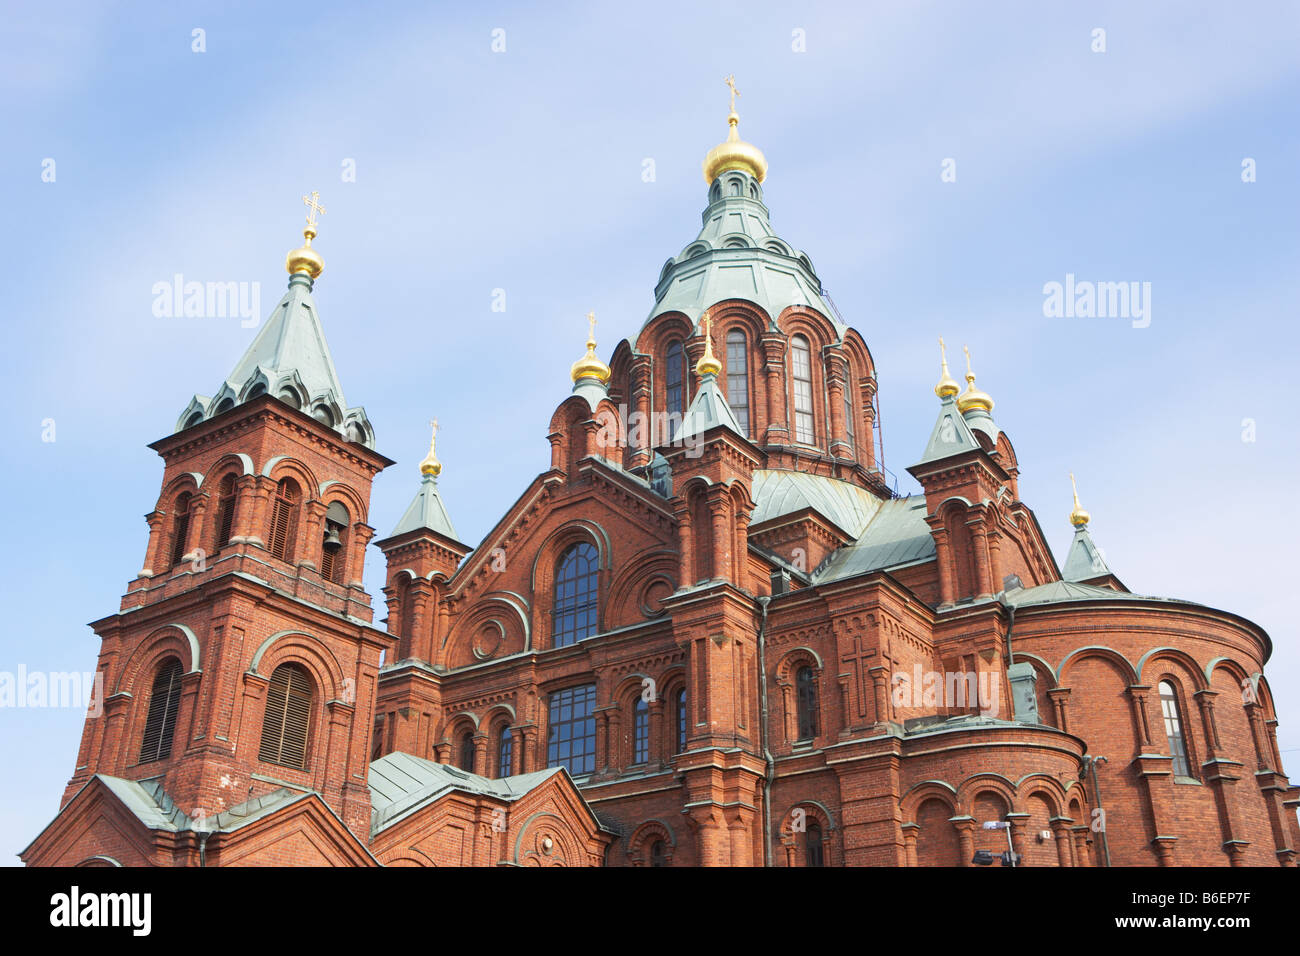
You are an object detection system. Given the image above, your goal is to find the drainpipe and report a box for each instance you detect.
[198,831,210,868]
[1086,754,1112,867]
[757,595,775,868]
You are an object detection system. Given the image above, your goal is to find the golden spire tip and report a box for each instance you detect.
[420,419,442,477]
[696,310,722,377]
[1069,472,1091,527]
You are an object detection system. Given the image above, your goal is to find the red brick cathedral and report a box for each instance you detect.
[24,100,1299,868]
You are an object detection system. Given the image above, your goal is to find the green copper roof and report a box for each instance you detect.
[368,751,565,835]
[390,474,460,541]
[672,371,745,443]
[751,470,884,538]
[1005,580,1191,608]
[915,394,983,466]
[1062,524,1112,582]
[962,404,1000,443]
[175,274,375,448]
[645,168,845,334]
[811,496,936,583]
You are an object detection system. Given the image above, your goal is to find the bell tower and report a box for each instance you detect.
[62,198,394,843]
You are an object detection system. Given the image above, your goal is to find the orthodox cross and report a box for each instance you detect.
[586,310,597,343]
[939,335,948,363]
[700,310,712,346]
[302,191,326,230]
[839,625,878,720]
[724,74,739,112]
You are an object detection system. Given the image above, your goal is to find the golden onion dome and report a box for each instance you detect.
[570,311,612,384]
[695,311,722,377]
[287,191,326,278]
[702,76,767,184]
[956,344,995,414]
[420,420,442,477]
[1069,473,1090,527]
[935,336,960,399]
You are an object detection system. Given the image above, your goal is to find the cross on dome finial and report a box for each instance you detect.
[286,190,326,279]
[420,418,442,477]
[586,310,597,347]
[695,310,722,377]
[570,310,612,385]
[935,336,960,399]
[703,75,767,184]
[957,343,994,414]
[724,74,740,114]
[1069,472,1090,527]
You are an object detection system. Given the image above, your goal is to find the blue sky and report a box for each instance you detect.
[2,0,1297,863]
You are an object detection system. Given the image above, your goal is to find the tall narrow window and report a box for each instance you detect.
[726,329,750,436]
[553,542,599,648]
[169,493,192,567]
[650,839,667,867]
[138,658,183,763]
[796,666,819,741]
[632,696,649,764]
[805,822,825,866]
[674,687,687,754]
[268,478,300,562]
[791,335,815,444]
[665,340,684,417]
[259,663,313,771]
[459,731,476,773]
[497,725,513,778]
[1159,680,1192,778]
[214,475,236,551]
[547,684,597,776]
[843,380,856,453]
[319,501,349,584]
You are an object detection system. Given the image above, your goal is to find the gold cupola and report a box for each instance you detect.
[286,191,326,279]
[695,311,722,377]
[956,345,994,414]
[420,420,442,477]
[570,311,612,385]
[702,75,768,184]
[1069,473,1090,527]
[935,336,960,399]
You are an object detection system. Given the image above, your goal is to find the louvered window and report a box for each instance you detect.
[169,493,192,567]
[138,658,183,763]
[726,329,750,436]
[214,475,236,551]
[268,479,300,562]
[791,336,815,444]
[796,666,819,741]
[319,501,349,584]
[258,663,313,770]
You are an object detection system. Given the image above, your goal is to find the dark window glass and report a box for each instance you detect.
[843,380,856,451]
[675,687,688,754]
[498,725,513,778]
[650,840,667,867]
[666,340,684,417]
[1159,680,1192,777]
[259,663,312,771]
[169,493,192,567]
[791,336,815,444]
[138,658,183,763]
[806,822,825,867]
[633,697,649,764]
[459,731,476,773]
[553,542,599,648]
[796,666,819,741]
[726,329,750,436]
[547,684,597,776]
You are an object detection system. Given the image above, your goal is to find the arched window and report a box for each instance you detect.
[268,478,300,562]
[650,840,667,867]
[319,501,349,584]
[553,542,599,648]
[674,687,688,754]
[459,730,476,773]
[665,340,685,417]
[725,329,750,436]
[169,493,192,568]
[1159,680,1192,778]
[258,663,313,771]
[213,474,236,552]
[843,379,856,453]
[796,666,819,741]
[791,336,815,444]
[805,822,825,867]
[497,725,513,778]
[138,658,183,763]
[632,696,649,764]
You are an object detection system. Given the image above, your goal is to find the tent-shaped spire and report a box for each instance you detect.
[1062,524,1111,582]
[390,422,460,541]
[174,193,375,448]
[914,392,982,466]
[672,312,745,443]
